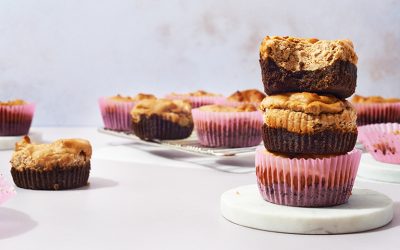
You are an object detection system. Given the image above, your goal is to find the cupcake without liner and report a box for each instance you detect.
[130,98,194,140]
[215,89,266,107]
[256,147,362,207]
[165,90,224,108]
[99,94,156,132]
[359,123,400,164]
[10,136,92,190]
[0,100,35,136]
[352,95,400,126]
[0,172,15,205]
[192,104,263,148]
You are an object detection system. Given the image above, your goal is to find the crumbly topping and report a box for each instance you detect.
[130,98,193,126]
[108,93,156,102]
[260,92,351,115]
[198,104,258,112]
[0,99,27,106]
[259,36,358,71]
[168,90,220,97]
[352,95,400,104]
[10,136,92,171]
[227,89,266,103]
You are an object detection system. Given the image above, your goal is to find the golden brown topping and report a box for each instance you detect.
[227,89,266,103]
[169,90,220,97]
[108,93,156,102]
[199,104,258,112]
[352,95,400,104]
[130,99,193,126]
[10,136,92,171]
[260,92,351,115]
[259,36,358,71]
[0,99,27,106]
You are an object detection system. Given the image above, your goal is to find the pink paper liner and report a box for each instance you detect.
[353,103,400,126]
[358,123,400,164]
[0,103,35,136]
[0,173,16,205]
[98,97,136,132]
[255,147,362,207]
[192,108,263,148]
[165,94,225,108]
[214,98,261,108]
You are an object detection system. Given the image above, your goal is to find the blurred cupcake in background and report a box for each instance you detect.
[165,90,224,108]
[99,93,156,132]
[217,89,266,107]
[0,99,35,136]
[358,123,400,164]
[352,95,400,126]
[192,104,263,148]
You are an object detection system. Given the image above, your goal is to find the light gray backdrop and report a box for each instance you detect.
[0,0,399,126]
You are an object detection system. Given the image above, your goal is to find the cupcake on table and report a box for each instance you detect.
[217,89,266,107]
[0,99,35,136]
[256,36,362,207]
[165,90,224,108]
[99,93,156,132]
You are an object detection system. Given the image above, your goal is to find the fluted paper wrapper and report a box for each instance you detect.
[0,173,15,205]
[0,103,35,136]
[98,97,136,132]
[256,147,361,207]
[353,103,400,126]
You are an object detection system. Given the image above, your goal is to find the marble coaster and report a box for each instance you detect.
[220,185,393,234]
[0,131,42,150]
[358,154,400,183]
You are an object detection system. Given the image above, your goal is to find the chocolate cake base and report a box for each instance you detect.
[132,114,193,141]
[11,163,91,190]
[262,125,357,155]
[260,58,357,99]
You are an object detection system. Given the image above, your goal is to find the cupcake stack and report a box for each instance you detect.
[256,36,362,207]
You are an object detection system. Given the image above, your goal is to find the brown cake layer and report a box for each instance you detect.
[132,114,193,141]
[11,163,91,190]
[260,58,357,98]
[262,125,357,155]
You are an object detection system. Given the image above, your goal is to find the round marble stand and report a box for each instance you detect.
[220,185,393,234]
[0,132,42,150]
[358,154,400,183]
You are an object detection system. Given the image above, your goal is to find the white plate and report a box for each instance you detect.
[358,153,400,183]
[0,131,42,150]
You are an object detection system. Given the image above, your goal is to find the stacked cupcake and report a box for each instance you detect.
[256,36,362,207]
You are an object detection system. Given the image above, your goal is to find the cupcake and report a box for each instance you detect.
[10,136,92,190]
[358,123,400,164]
[352,95,400,126]
[0,99,35,136]
[0,172,15,205]
[98,93,156,132]
[192,104,263,148]
[259,36,358,99]
[260,92,358,155]
[130,98,194,140]
[217,89,266,106]
[165,90,224,108]
[256,147,362,207]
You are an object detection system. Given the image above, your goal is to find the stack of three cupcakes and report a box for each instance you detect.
[256,36,362,207]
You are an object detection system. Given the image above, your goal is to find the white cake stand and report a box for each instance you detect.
[220,185,393,234]
[0,131,42,150]
[358,153,400,183]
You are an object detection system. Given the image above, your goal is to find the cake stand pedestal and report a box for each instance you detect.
[0,132,42,150]
[220,185,393,234]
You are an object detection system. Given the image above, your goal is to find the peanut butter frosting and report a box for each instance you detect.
[11,136,92,171]
[198,104,258,112]
[0,99,27,106]
[169,90,220,97]
[260,92,351,115]
[352,95,400,104]
[227,89,266,103]
[108,93,156,102]
[131,99,193,127]
[259,36,358,71]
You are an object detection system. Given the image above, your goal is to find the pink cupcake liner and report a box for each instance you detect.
[0,103,35,136]
[98,97,136,132]
[0,173,16,205]
[358,123,400,164]
[192,109,263,148]
[255,147,362,207]
[165,94,225,108]
[353,103,400,126]
[214,98,261,108]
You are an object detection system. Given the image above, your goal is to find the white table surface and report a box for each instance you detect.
[0,127,399,250]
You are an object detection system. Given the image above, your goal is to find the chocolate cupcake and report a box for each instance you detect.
[260,92,357,155]
[0,99,35,136]
[10,136,92,190]
[259,36,358,98]
[352,95,400,126]
[130,99,194,140]
[192,104,263,148]
[165,90,224,108]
